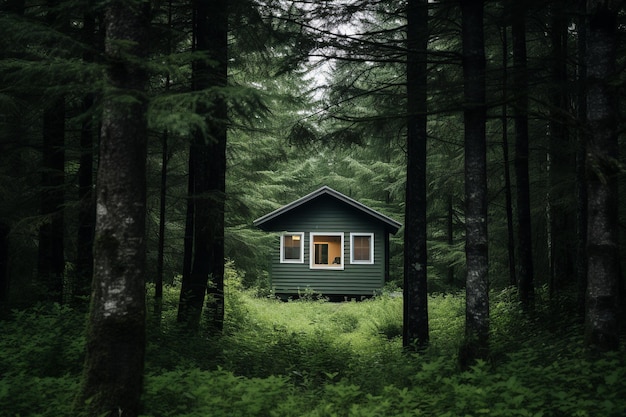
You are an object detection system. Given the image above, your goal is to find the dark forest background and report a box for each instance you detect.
[0,1,625,416]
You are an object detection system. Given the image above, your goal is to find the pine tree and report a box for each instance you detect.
[459,0,489,366]
[403,0,429,351]
[74,1,99,303]
[76,0,150,414]
[512,6,535,309]
[177,0,228,332]
[38,0,66,301]
[547,2,575,296]
[584,0,620,352]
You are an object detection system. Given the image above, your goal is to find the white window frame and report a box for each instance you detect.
[280,232,304,263]
[309,232,344,270]
[350,233,374,264]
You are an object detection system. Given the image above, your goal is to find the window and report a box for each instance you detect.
[281,233,304,263]
[310,232,344,269]
[350,233,374,264]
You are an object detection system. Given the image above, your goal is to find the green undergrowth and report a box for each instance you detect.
[1,277,625,417]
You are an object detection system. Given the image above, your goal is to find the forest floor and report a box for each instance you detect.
[1,282,625,416]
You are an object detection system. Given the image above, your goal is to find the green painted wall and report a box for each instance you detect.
[265,195,389,296]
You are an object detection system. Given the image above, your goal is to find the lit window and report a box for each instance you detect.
[350,233,373,264]
[281,233,304,263]
[310,232,344,269]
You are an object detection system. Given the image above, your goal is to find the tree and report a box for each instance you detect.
[511,6,534,309]
[38,94,65,304]
[499,22,516,287]
[403,0,429,351]
[584,0,620,352]
[37,0,66,304]
[575,0,588,317]
[546,2,574,297]
[177,0,228,332]
[459,0,489,366]
[74,2,98,303]
[0,221,8,313]
[201,0,228,332]
[75,0,150,414]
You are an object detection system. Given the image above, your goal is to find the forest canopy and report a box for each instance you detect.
[0,0,625,416]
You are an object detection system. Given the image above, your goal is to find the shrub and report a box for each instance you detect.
[3,276,626,417]
[0,303,85,377]
[329,309,360,333]
[0,372,79,417]
[364,294,403,340]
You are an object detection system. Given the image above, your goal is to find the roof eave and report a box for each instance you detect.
[252,186,402,234]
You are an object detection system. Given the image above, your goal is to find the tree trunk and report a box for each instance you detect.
[154,0,174,326]
[512,12,534,309]
[460,0,489,367]
[38,94,65,304]
[500,24,516,287]
[575,0,588,319]
[584,0,620,352]
[446,195,455,286]
[547,4,574,297]
[177,0,228,332]
[75,6,97,303]
[403,0,429,351]
[178,139,211,330]
[155,130,167,324]
[0,222,9,314]
[180,147,194,298]
[203,0,228,333]
[75,0,149,415]
[76,91,95,302]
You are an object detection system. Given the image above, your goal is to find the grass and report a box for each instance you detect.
[1,273,625,416]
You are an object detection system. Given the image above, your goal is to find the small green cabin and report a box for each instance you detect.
[253,186,402,298]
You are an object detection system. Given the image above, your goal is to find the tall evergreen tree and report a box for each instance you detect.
[459,0,489,366]
[547,2,574,297]
[0,221,8,313]
[584,0,620,352]
[38,95,65,303]
[37,0,66,304]
[499,22,516,287]
[202,0,228,332]
[75,2,98,302]
[403,0,429,351]
[76,0,150,414]
[575,0,588,317]
[177,0,228,332]
[512,6,534,309]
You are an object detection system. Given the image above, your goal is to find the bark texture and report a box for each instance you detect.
[75,7,97,302]
[460,0,489,365]
[584,0,620,352]
[201,0,227,333]
[0,222,9,313]
[547,4,574,296]
[76,0,149,415]
[512,13,535,309]
[575,0,588,317]
[500,26,516,287]
[178,0,227,332]
[403,0,429,350]
[38,95,65,303]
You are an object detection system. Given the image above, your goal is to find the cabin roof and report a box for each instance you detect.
[253,186,402,234]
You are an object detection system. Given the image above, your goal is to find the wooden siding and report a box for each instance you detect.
[267,195,387,296]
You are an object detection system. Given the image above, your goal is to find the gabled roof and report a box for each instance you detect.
[253,186,402,234]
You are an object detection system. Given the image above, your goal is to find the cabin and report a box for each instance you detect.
[253,186,402,298]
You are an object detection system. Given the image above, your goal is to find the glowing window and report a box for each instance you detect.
[310,232,343,269]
